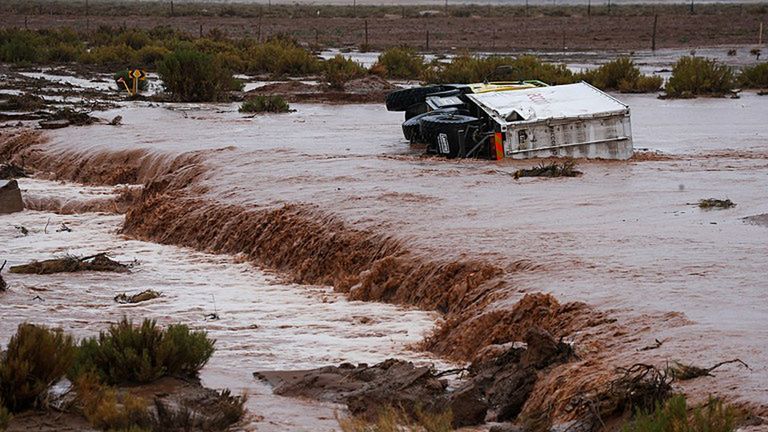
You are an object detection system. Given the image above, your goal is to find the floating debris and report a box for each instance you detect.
[698,198,735,209]
[10,253,130,275]
[0,163,28,180]
[513,160,582,179]
[114,289,161,304]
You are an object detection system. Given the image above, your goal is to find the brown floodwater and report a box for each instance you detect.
[34,91,768,408]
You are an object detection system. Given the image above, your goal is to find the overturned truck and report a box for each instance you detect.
[386,81,633,160]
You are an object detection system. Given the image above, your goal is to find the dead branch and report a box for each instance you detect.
[669,359,750,381]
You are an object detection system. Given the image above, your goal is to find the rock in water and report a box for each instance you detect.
[0,179,24,214]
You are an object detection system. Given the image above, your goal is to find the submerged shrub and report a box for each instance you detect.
[376,47,425,79]
[665,56,734,97]
[72,318,215,385]
[158,48,234,101]
[622,394,737,432]
[578,57,663,93]
[323,55,367,89]
[0,323,76,412]
[739,62,768,88]
[239,95,291,113]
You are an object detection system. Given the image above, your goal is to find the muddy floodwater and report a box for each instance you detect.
[1,179,451,431]
[26,90,768,409]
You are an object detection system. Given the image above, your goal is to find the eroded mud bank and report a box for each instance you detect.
[2,93,766,427]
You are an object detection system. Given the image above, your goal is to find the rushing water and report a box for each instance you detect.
[0,179,450,431]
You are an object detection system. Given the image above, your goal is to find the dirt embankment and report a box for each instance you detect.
[0,129,757,426]
[3,7,767,52]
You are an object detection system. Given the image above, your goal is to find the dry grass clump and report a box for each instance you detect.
[75,372,153,431]
[72,318,215,385]
[338,406,453,432]
[622,395,738,432]
[0,324,76,412]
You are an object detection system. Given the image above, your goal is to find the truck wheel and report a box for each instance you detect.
[385,85,447,111]
[401,108,463,142]
[419,114,480,158]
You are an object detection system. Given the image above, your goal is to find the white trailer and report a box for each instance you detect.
[466,82,633,160]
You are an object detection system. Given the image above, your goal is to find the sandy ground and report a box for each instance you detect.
[3,9,767,52]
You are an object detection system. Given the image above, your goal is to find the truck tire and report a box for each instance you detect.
[419,114,480,158]
[385,85,447,111]
[401,108,463,142]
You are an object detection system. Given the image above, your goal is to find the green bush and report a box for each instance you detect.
[739,62,768,88]
[158,48,234,101]
[577,57,663,93]
[423,54,575,85]
[622,395,737,432]
[665,56,734,97]
[135,45,170,68]
[72,318,215,385]
[0,323,76,412]
[246,37,320,76]
[0,30,45,63]
[82,44,136,68]
[0,405,11,430]
[48,42,85,63]
[323,55,367,88]
[239,95,291,113]
[376,47,425,79]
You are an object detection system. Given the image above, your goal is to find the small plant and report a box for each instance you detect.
[376,47,425,79]
[338,405,453,432]
[578,57,663,93]
[0,324,76,412]
[665,56,734,98]
[739,63,768,89]
[513,160,582,179]
[622,395,737,432]
[698,198,735,209]
[158,48,235,102]
[72,318,215,385]
[323,55,367,89]
[239,95,291,113]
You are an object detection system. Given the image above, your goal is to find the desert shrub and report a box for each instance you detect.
[0,30,45,63]
[323,55,367,88]
[246,37,320,76]
[82,44,137,68]
[72,318,215,385]
[135,45,170,68]
[622,395,737,432]
[0,323,76,412]
[665,56,734,97]
[376,47,425,79]
[424,54,575,85]
[339,405,452,432]
[48,42,85,62]
[577,57,662,93]
[158,48,234,101]
[739,62,768,88]
[115,29,151,50]
[75,372,152,431]
[239,95,291,113]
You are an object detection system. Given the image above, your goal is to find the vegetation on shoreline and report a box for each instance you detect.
[3,1,767,20]
[240,95,291,113]
[0,319,242,431]
[1,27,765,99]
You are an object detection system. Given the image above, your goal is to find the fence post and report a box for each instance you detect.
[170,0,174,16]
[199,24,203,38]
[426,30,430,50]
[689,0,694,14]
[588,0,591,17]
[364,19,369,47]
[652,14,658,51]
[24,16,28,30]
[85,0,89,32]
